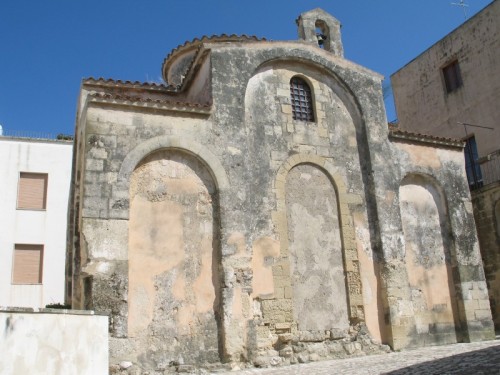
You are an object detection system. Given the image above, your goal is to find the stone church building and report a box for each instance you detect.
[66,9,494,371]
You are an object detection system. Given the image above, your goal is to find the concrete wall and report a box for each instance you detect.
[391,0,500,157]
[0,308,108,375]
[0,138,73,308]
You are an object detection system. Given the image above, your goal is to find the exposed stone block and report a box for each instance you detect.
[85,159,104,171]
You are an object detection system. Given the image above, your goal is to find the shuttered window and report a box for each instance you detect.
[12,244,44,284]
[17,172,48,210]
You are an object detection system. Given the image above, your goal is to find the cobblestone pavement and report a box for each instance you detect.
[215,340,500,375]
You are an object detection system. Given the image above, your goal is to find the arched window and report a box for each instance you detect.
[290,77,315,122]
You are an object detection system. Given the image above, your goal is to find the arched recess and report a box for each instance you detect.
[117,135,230,210]
[246,56,382,274]
[127,149,223,364]
[399,173,460,345]
[248,57,365,133]
[273,154,365,326]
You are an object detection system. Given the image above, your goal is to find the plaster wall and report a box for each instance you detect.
[400,180,458,345]
[127,150,221,365]
[0,138,72,308]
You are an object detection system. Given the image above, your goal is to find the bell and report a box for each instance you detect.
[316,33,327,46]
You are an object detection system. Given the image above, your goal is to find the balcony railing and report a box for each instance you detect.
[0,130,73,141]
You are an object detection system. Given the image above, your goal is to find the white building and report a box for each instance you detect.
[0,135,73,308]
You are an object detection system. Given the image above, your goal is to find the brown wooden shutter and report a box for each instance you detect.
[12,244,44,284]
[18,173,48,209]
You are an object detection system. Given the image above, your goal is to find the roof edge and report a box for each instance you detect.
[389,127,464,149]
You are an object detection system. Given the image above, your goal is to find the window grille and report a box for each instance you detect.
[290,77,315,122]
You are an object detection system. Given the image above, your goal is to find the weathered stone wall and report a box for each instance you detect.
[286,164,348,332]
[472,182,500,330]
[388,141,494,348]
[68,8,494,372]
[240,57,378,364]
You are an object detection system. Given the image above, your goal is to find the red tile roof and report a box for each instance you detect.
[83,77,178,91]
[161,34,267,86]
[389,125,464,148]
[87,93,211,113]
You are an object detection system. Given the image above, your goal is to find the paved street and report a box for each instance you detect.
[215,340,500,375]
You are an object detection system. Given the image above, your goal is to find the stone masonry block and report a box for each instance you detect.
[348,294,364,306]
[479,299,492,309]
[271,151,288,161]
[464,299,480,311]
[277,88,290,97]
[274,287,285,299]
[274,125,283,136]
[81,208,99,218]
[88,147,108,159]
[83,197,107,210]
[86,159,104,171]
[475,309,493,320]
[317,146,330,157]
[281,104,292,114]
[472,289,489,300]
[274,276,291,288]
[297,145,316,154]
[84,183,102,197]
[345,194,363,205]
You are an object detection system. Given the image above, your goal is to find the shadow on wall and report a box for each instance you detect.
[383,344,500,374]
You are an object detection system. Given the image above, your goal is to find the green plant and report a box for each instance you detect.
[45,302,71,309]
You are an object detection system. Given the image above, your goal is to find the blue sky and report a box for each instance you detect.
[0,0,493,136]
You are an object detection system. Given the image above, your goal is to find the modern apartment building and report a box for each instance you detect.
[0,134,73,308]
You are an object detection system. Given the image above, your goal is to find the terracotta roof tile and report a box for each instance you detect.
[164,34,266,64]
[83,77,178,91]
[389,126,464,148]
[161,34,266,86]
[88,93,211,112]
